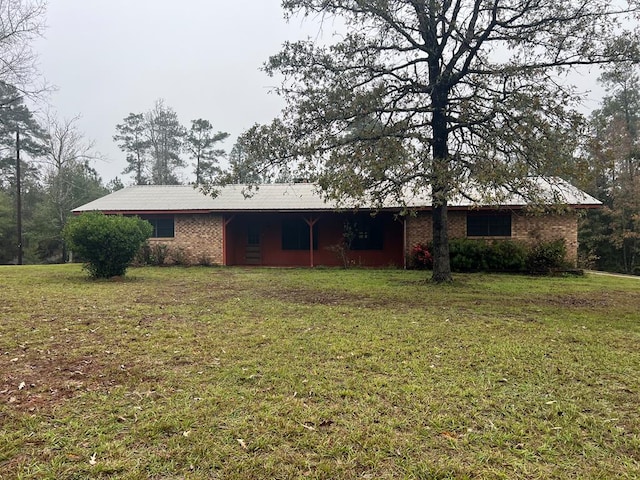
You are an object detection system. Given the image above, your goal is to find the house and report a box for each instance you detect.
[72,180,601,267]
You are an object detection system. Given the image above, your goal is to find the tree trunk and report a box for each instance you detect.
[196,153,201,185]
[431,199,452,282]
[430,84,453,283]
[136,151,143,185]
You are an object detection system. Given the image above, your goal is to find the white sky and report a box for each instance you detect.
[32,1,605,185]
[32,0,324,184]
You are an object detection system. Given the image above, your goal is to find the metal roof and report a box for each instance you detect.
[74,184,335,213]
[73,179,601,214]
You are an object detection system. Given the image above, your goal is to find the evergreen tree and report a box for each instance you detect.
[114,113,150,185]
[146,99,185,185]
[0,82,46,263]
[581,64,640,274]
[185,119,228,184]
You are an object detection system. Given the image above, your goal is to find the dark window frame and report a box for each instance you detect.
[466,212,512,237]
[347,216,384,250]
[282,218,318,250]
[139,216,175,238]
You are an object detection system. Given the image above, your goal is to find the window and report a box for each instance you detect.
[124,215,175,238]
[282,219,318,250]
[348,216,384,250]
[141,216,175,238]
[466,212,511,237]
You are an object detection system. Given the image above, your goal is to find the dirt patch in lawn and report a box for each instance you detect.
[537,292,614,308]
[1,353,118,413]
[253,286,406,309]
[532,290,640,310]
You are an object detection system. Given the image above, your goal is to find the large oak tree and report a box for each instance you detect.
[235,0,640,282]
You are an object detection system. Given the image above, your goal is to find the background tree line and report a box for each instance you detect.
[0,96,231,264]
[579,64,640,275]
[0,0,107,264]
[0,1,233,264]
[0,93,108,264]
[114,99,229,186]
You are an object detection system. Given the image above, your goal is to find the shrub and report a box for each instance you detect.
[526,238,568,274]
[485,240,528,272]
[425,238,568,275]
[326,243,354,268]
[63,212,153,278]
[409,243,433,269]
[449,238,489,272]
[132,242,151,266]
[134,242,170,266]
[197,253,213,266]
[171,246,189,266]
[449,238,529,273]
[152,243,170,265]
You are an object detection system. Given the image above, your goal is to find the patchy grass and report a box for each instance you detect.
[0,265,639,479]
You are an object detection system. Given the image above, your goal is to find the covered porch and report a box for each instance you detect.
[222,211,405,267]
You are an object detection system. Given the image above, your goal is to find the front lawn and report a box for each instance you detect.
[1,266,639,479]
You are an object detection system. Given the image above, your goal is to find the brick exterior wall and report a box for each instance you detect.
[149,214,224,265]
[405,209,579,265]
[511,211,578,262]
[148,210,579,267]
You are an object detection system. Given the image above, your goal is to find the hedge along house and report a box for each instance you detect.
[72,180,601,268]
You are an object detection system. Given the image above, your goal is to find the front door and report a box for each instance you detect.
[245,224,261,264]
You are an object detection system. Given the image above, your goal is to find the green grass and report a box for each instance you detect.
[1,265,639,479]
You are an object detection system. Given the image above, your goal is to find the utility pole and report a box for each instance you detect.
[16,127,22,265]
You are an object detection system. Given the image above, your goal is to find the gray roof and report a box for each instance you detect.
[73,179,601,214]
[74,184,334,213]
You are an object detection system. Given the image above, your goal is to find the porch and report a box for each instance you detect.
[223,212,405,267]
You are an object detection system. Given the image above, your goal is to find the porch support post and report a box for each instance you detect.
[222,215,235,266]
[403,216,407,269]
[303,215,319,268]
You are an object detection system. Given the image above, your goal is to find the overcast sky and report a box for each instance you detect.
[33,0,326,184]
[33,1,605,185]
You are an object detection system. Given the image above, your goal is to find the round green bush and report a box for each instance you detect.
[63,212,153,278]
[526,238,568,274]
